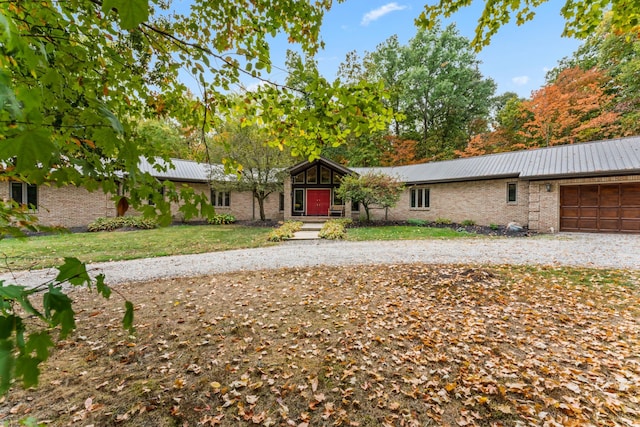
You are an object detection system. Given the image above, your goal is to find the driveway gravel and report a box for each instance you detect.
[2,233,638,288]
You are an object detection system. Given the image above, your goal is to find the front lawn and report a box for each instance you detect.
[346,225,478,240]
[2,264,638,426]
[0,224,274,272]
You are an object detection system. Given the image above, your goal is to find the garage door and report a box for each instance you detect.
[560,183,640,233]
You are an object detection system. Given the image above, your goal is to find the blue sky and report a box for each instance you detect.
[173,1,583,99]
[257,1,583,98]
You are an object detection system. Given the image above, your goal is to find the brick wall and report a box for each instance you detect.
[216,190,284,221]
[1,182,116,228]
[356,178,531,227]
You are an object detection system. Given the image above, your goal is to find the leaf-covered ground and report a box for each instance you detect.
[1,264,639,426]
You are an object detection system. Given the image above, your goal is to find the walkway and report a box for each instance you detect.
[289,221,323,240]
[2,233,638,288]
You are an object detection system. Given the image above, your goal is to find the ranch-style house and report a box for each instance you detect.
[3,136,640,234]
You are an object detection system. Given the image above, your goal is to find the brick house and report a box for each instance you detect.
[284,136,640,234]
[3,136,640,233]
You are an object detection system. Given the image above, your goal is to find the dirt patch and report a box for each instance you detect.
[1,265,638,426]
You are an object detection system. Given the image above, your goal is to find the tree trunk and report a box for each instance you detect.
[363,203,371,221]
[255,190,267,221]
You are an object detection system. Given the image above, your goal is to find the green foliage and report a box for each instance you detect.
[0,258,132,394]
[237,51,395,162]
[435,217,452,225]
[490,223,500,230]
[417,0,640,50]
[319,218,353,240]
[335,173,404,221]
[461,219,477,226]
[207,213,236,225]
[267,221,303,242]
[87,216,158,232]
[209,100,290,221]
[338,25,496,162]
[407,218,427,226]
[0,0,392,396]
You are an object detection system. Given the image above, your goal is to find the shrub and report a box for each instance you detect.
[207,213,236,225]
[434,217,452,225]
[319,218,352,240]
[267,221,303,242]
[489,223,500,230]
[88,216,158,232]
[461,219,476,226]
[407,218,427,226]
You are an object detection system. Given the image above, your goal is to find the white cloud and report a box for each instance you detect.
[512,76,530,86]
[361,3,407,26]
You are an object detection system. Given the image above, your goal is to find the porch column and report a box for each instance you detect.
[283,175,292,220]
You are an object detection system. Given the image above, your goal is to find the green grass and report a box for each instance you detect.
[346,225,477,241]
[0,225,274,272]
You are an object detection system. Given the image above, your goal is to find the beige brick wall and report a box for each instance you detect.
[216,190,284,221]
[1,182,116,228]
[358,179,531,227]
[532,175,640,233]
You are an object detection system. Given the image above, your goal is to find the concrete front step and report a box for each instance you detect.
[300,222,324,231]
[289,230,321,240]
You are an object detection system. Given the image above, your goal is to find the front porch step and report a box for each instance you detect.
[300,222,323,231]
[289,230,321,240]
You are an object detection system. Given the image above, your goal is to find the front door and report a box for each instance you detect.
[306,189,331,216]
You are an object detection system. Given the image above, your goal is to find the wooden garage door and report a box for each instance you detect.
[560,183,640,233]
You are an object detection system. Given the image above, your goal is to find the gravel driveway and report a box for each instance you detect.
[2,233,638,288]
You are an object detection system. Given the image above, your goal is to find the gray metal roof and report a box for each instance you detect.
[138,157,212,182]
[136,137,640,184]
[353,136,640,184]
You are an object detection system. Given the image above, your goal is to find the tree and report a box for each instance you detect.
[418,0,640,50]
[209,104,291,221]
[0,0,387,394]
[547,16,640,136]
[339,25,496,161]
[520,67,619,146]
[458,94,531,157]
[335,173,404,221]
[136,118,208,161]
[401,25,496,159]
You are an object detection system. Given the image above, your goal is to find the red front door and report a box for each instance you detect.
[306,189,331,216]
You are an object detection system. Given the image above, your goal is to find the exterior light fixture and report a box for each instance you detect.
[545,183,552,192]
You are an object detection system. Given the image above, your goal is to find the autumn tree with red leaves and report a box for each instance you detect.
[520,67,619,146]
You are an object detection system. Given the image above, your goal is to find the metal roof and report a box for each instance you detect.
[136,137,640,184]
[138,157,212,182]
[353,136,640,184]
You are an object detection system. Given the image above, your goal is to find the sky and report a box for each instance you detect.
[257,0,583,98]
[174,1,584,99]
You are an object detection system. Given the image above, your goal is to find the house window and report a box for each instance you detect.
[351,200,360,212]
[148,186,165,205]
[279,192,285,211]
[211,189,230,207]
[294,172,305,184]
[332,190,343,206]
[333,172,342,185]
[320,166,332,184]
[10,182,38,210]
[306,167,317,184]
[507,183,517,203]
[294,189,304,212]
[410,188,430,208]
